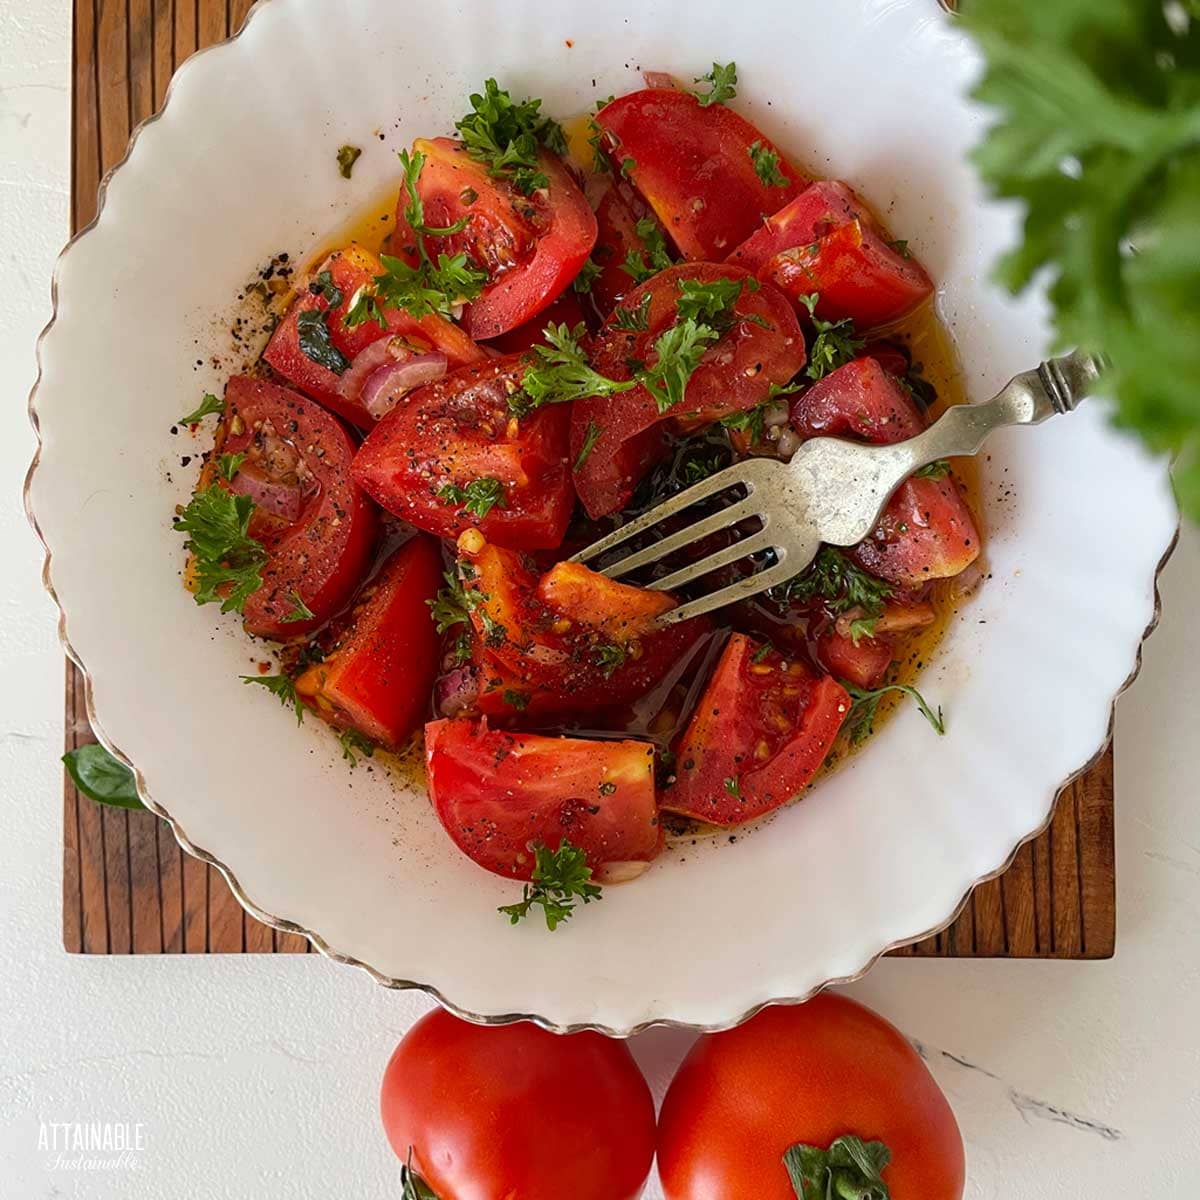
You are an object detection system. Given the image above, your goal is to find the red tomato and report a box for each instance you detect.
[262,244,486,428]
[381,1009,656,1200]
[351,356,574,551]
[488,290,586,356]
[219,376,377,640]
[790,357,981,586]
[657,994,966,1200]
[662,633,849,826]
[424,717,661,881]
[397,137,597,340]
[572,263,806,519]
[454,534,712,723]
[586,178,660,318]
[728,181,933,330]
[595,89,807,260]
[293,536,442,747]
[816,628,894,689]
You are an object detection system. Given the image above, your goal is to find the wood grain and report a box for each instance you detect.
[63,1,1115,961]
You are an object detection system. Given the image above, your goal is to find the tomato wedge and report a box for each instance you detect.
[662,634,850,826]
[572,263,806,519]
[595,89,807,260]
[219,376,378,640]
[728,181,933,330]
[452,534,713,723]
[815,629,895,689]
[424,718,661,881]
[791,357,981,586]
[294,535,443,747]
[397,137,597,341]
[262,244,486,428]
[489,290,586,357]
[352,356,574,551]
[585,178,661,319]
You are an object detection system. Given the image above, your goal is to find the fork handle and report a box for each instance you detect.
[793,349,1108,548]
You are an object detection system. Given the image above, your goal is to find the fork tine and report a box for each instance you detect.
[658,559,799,624]
[650,528,776,592]
[597,496,761,580]
[569,463,753,567]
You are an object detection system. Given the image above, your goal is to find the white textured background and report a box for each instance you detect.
[2,5,1200,1197]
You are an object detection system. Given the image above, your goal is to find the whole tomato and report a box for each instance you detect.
[657,994,965,1199]
[380,1009,656,1200]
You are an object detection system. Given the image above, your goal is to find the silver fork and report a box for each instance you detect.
[571,349,1107,624]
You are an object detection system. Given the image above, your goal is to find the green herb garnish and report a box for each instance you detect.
[174,485,267,614]
[296,308,350,374]
[749,139,788,187]
[63,744,143,810]
[437,477,508,518]
[799,293,864,381]
[693,61,738,107]
[455,79,566,195]
[178,393,223,425]
[281,590,315,623]
[769,546,893,617]
[498,839,602,931]
[216,452,245,482]
[427,571,484,633]
[620,218,675,284]
[572,257,602,294]
[336,144,362,179]
[575,420,603,470]
[844,682,944,745]
[339,728,376,766]
[240,672,307,725]
[913,459,951,480]
[613,294,652,332]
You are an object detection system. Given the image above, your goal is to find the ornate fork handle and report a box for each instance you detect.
[784,349,1108,549]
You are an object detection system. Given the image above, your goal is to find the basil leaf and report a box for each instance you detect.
[63,744,144,810]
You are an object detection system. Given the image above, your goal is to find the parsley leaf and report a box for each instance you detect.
[454,79,566,196]
[748,139,789,187]
[844,682,945,745]
[502,688,530,711]
[240,673,307,725]
[848,616,879,644]
[676,276,745,331]
[641,318,720,412]
[178,393,223,425]
[799,293,865,380]
[216,452,245,482]
[960,0,1200,518]
[693,61,738,107]
[518,322,637,411]
[724,776,742,798]
[592,642,627,675]
[427,571,484,633]
[720,402,771,444]
[571,256,602,294]
[282,590,315,623]
[497,839,602,931]
[437,477,508,518]
[587,118,612,174]
[344,288,386,330]
[620,218,675,283]
[174,485,268,614]
[769,546,893,616]
[296,308,350,374]
[913,459,951,480]
[336,144,362,179]
[612,294,652,331]
[338,728,376,766]
[575,419,603,469]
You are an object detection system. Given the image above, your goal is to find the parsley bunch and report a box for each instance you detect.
[174,485,267,614]
[769,546,894,618]
[961,0,1200,517]
[799,294,865,381]
[498,839,603,931]
[455,79,567,195]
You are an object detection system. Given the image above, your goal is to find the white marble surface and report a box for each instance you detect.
[2,6,1199,1197]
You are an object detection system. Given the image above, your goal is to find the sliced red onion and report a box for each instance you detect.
[435,666,479,718]
[360,353,449,420]
[228,466,302,523]
[338,337,412,403]
[642,71,679,90]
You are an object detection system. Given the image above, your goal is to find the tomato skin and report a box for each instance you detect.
[596,89,807,260]
[572,263,806,519]
[293,535,442,747]
[790,357,981,586]
[728,181,933,330]
[488,290,586,356]
[351,356,574,551]
[657,994,966,1200]
[380,1010,656,1200]
[220,376,378,640]
[662,633,849,826]
[587,178,658,317]
[424,717,661,881]
[816,628,893,689]
[262,244,486,428]
[537,561,676,639]
[400,137,597,340]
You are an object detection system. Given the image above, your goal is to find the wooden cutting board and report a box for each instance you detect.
[61,0,1115,959]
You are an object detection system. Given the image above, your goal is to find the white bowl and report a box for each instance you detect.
[26,0,1176,1034]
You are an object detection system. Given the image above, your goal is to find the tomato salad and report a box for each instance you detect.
[174,64,981,930]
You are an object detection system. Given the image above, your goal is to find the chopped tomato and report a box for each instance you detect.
[488,290,586,357]
[424,718,661,881]
[572,263,806,519]
[219,376,378,640]
[294,536,443,747]
[728,181,933,330]
[662,634,849,826]
[453,535,712,723]
[815,629,894,689]
[262,244,486,428]
[790,357,981,586]
[351,356,574,551]
[397,137,597,340]
[585,178,660,319]
[595,90,807,260]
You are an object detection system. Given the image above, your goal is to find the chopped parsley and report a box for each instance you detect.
[339,728,376,766]
[675,276,745,332]
[693,61,738,107]
[281,590,315,623]
[517,322,638,411]
[336,144,362,179]
[454,79,566,195]
[720,402,771,444]
[427,571,484,633]
[586,119,611,174]
[847,616,879,644]
[620,156,637,179]
[174,485,267,614]
[799,293,865,381]
[748,139,789,187]
[592,642,627,675]
[502,689,530,711]
[437,477,508,518]
[724,776,742,798]
[612,294,652,332]
[240,673,307,725]
[844,682,945,745]
[571,256,602,294]
[641,318,719,413]
[178,393,223,425]
[574,420,603,470]
[216,452,245,482]
[620,218,675,284]
[769,546,893,617]
[497,839,602,931]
